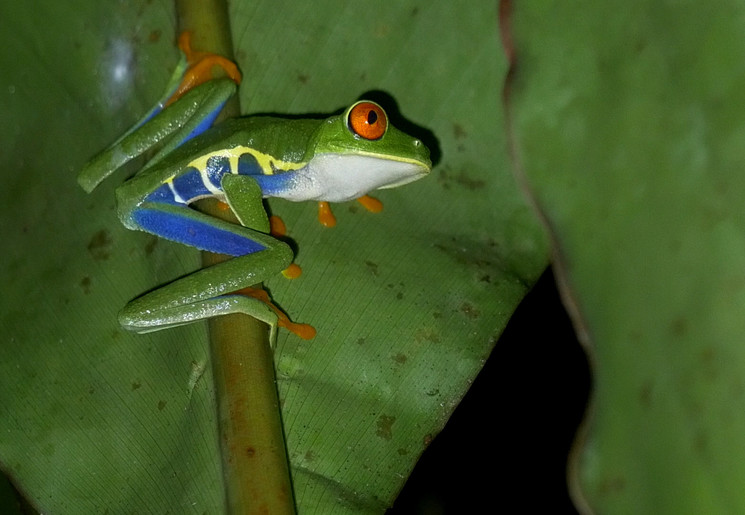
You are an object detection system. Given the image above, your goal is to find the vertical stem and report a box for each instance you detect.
[206,303,296,514]
[174,1,296,513]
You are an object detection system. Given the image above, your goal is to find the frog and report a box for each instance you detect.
[78,32,431,344]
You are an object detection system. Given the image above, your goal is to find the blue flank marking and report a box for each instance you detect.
[143,166,211,205]
[133,206,266,256]
[177,100,227,146]
[172,167,211,202]
[236,151,297,197]
[140,147,297,248]
[252,172,296,197]
[206,155,232,189]
[144,183,182,205]
[237,153,263,176]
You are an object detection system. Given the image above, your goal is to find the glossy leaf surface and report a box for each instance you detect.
[506,2,745,512]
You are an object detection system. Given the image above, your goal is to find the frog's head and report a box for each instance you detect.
[300,101,431,202]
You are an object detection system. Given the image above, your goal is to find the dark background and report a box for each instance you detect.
[389,268,591,514]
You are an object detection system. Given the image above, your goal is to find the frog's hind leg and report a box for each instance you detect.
[119,200,294,338]
[121,176,315,341]
[130,200,279,257]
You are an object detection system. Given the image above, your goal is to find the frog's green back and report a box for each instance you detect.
[117,116,324,208]
[217,116,324,163]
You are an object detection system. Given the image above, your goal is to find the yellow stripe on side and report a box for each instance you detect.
[185,146,306,178]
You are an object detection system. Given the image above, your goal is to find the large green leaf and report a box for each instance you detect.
[0,1,548,512]
[507,1,745,512]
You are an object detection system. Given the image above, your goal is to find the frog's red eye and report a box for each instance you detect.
[347,101,387,140]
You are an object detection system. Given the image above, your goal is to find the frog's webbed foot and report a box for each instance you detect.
[317,201,336,227]
[356,194,383,213]
[316,195,384,228]
[166,31,242,106]
[235,287,316,341]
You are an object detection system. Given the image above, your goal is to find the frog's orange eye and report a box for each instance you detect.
[347,101,387,140]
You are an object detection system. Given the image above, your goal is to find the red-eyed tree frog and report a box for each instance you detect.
[78,33,431,344]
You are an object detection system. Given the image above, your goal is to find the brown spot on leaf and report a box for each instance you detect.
[432,235,507,281]
[131,381,141,390]
[460,302,481,320]
[365,260,379,276]
[437,166,486,191]
[414,328,441,344]
[246,447,256,458]
[304,450,316,462]
[144,235,159,256]
[158,400,166,411]
[453,172,485,190]
[598,475,626,495]
[376,414,396,440]
[670,317,688,336]
[639,381,653,408]
[88,229,112,261]
[397,448,409,455]
[80,276,91,294]
[393,353,407,365]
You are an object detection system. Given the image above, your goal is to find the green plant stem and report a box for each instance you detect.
[175,1,296,513]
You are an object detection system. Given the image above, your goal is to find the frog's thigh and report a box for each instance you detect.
[131,201,270,256]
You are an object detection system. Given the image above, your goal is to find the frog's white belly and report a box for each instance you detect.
[271,153,429,203]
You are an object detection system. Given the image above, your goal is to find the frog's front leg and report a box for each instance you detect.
[118,176,314,344]
[78,79,236,193]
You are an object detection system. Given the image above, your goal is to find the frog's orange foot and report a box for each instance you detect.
[318,201,337,227]
[287,320,316,340]
[318,197,383,227]
[357,195,383,213]
[166,31,242,106]
[269,215,287,237]
[282,263,302,279]
[236,286,315,340]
